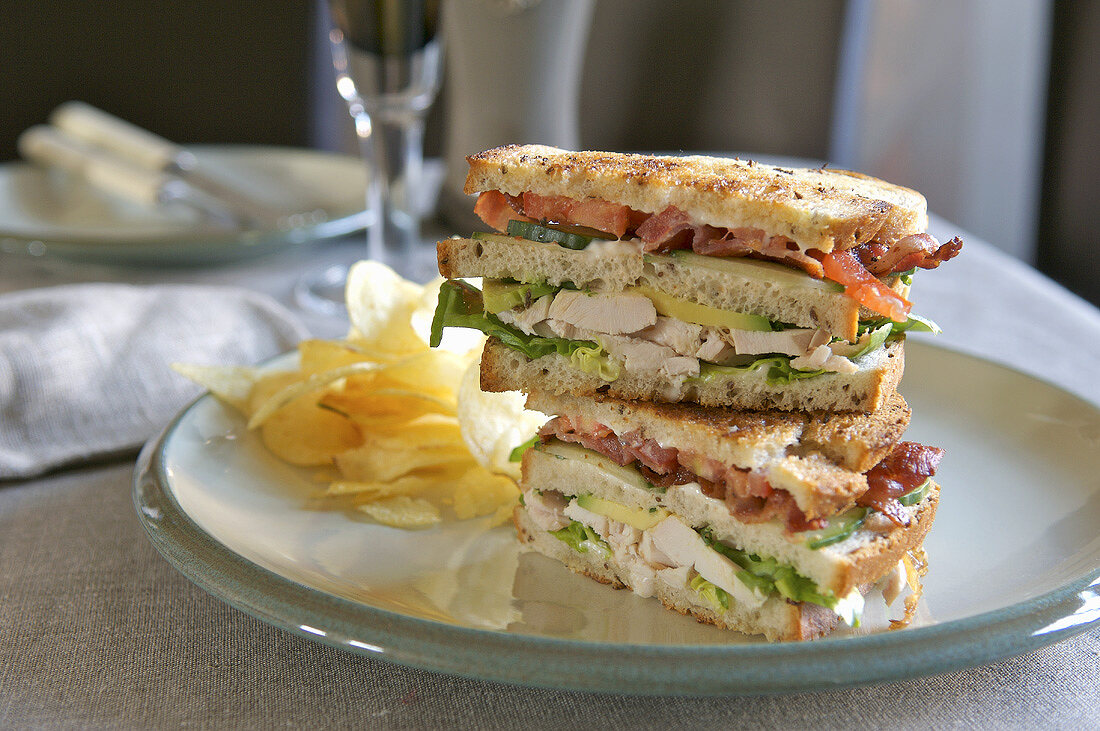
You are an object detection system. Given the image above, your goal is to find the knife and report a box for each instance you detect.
[18,125,243,227]
[49,101,288,229]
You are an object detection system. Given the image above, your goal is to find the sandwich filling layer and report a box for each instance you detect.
[431,278,926,395]
[530,414,942,534]
[473,190,961,322]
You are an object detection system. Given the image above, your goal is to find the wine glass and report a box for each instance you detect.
[295,0,443,313]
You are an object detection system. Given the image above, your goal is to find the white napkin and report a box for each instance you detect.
[0,283,308,479]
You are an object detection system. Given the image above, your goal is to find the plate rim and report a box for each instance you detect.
[133,340,1100,695]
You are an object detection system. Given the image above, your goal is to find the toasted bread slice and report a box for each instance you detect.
[520,444,939,601]
[465,145,928,254]
[514,507,842,642]
[438,235,877,340]
[481,336,904,413]
[525,388,910,473]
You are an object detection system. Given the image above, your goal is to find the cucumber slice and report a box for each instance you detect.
[806,507,870,549]
[897,477,933,507]
[506,220,609,250]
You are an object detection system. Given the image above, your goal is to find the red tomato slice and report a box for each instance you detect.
[473,191,531,231]
[822,250,911,321]
[521,193,631,238]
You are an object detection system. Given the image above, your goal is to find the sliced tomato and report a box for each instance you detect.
[822,249,912,321]
[521,192,631,238]
[473,191,532,232]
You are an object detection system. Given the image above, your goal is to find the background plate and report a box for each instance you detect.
[0,145,367,265]
[134,341,1100,694]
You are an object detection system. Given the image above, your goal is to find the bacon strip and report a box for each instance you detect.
[857,442,944,526]
[854,234,963,276]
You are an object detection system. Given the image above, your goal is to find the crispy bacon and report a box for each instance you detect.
[855,234,964,276]
[636,206,696,251]
[857,442,944,526]
[822,249,912,322]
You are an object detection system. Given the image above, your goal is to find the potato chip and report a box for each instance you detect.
[335,435,473,482]
[174,259,530,531]
[297,339,389,374]
[344,260,424,355]
[322,474,439,499]
[171,363,266,414]
[379,350,471,400]
[260,396,362,466]
[247,362,384,429]
[455,358,547,480]
[450,464,520,520]
[359,496,441,528]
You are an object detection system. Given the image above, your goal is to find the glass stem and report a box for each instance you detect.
[359,110,424,268]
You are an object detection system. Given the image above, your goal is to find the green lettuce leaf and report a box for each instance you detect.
[550,521,611,558]
[689,574,730,613]
[508,436,540,463]
[698,528,839,611]
[858,313,942,337]
[694,357,825,387]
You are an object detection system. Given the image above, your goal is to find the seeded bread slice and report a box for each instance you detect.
[465,145,929,254]
[514,507,841,642]
[480,336,905,413]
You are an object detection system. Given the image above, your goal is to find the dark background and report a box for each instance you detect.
[1,1,1095,305]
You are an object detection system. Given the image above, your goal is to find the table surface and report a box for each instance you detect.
[1,212,1098,729]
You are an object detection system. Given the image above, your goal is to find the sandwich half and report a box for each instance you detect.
[432,145,962,412]
[514,389,943,641]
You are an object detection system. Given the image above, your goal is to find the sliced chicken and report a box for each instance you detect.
[495,294,553,336]
[523,490,570,532]
[724,328,818,356]
[635,317,703,357]
[648,516,765,608]
[547,291,656,334]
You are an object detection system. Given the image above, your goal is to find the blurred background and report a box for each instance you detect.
[1,0,1096,304]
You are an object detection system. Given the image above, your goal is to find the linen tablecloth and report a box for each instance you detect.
[1,220,1097,728]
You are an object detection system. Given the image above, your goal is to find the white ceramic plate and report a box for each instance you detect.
[134,341,1100,694]
[0,145,367,265]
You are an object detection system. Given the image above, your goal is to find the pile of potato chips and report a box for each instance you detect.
[174,261,545,529]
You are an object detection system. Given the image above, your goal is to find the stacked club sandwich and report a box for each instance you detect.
[431,145,959,641]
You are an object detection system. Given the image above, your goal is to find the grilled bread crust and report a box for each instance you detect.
[437,235,867,340]
[480,336,904,413]
[522,442,939,596]
[525,389,910,473]
[513,507,840,642]
[465,145,929,254]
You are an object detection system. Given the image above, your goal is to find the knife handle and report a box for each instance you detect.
[50,101,184,172]
[18,125,169,207]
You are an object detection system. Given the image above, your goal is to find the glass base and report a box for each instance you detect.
[293,262,349,316]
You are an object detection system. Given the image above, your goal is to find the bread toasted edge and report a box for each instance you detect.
[464,145,929,253]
